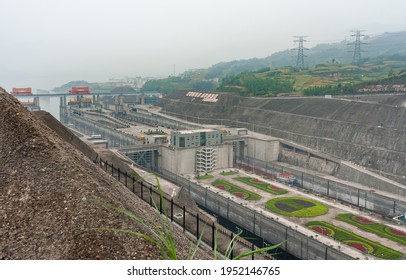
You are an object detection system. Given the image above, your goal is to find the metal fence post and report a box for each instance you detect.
[132,176,135,193]
[159,193,163,214]
[171,199,174,222]
[141,181,144,200]
[196,214,200,239]
[183,206,186,232]
[212,222,215,250]
[149,186,152,207]
[111,163,114,176]
[230,232,234,260]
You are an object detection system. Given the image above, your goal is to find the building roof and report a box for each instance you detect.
[174,128,217,134]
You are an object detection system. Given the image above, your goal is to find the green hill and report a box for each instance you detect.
[140,31,406,96]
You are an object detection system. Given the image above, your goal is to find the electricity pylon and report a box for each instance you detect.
[292,36,308,70]
[349,30,366,66]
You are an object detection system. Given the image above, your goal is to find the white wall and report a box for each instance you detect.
[160,144,234,175]
[215,144,233,169]
[247,137,279,162]
[160,146,196,175]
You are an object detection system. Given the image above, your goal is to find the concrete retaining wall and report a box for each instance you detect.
[156,94,406,181]
[158,168,353,260]
[279,149,338,175]
[336,162,406,197]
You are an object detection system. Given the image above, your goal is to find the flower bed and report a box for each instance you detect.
[234,177,287,195]
[266,196,328,217]
[336,213,406,246]
[212,179,261,201]
[306,221,403,259]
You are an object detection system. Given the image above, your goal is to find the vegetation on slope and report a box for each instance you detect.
[140,31,406,96]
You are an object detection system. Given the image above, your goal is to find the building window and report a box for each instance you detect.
[179,137,185,148]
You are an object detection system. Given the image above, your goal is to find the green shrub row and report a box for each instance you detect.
[234,177,288,195]
[220,170,240,176]
[196,174,214,180]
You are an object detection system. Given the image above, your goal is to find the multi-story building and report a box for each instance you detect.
[170,129,222,149]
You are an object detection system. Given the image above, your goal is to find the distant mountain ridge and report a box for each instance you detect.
[203,31,406,79]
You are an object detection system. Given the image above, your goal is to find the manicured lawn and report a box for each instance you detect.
[306,221,404,260]
[220,170,240,176]
[235,177,287,195]
[196,174,214,180]
[212,179,261,201]
[336,213,406,246]
[266,196,328,217]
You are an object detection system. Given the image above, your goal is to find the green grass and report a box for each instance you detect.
[336,213,406,246]
[212,179,261,201]
[234,177,287,195]
[306,221,404,260]
[220,170,240,176]
[266,196,328,217]
[196,174,214,180]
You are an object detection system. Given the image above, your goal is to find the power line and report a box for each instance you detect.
[348,30,366,66]
[292,36,308,70]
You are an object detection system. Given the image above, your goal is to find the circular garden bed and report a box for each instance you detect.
[266,196,328,217]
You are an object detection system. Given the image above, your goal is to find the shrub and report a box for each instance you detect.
[235,177,287,195]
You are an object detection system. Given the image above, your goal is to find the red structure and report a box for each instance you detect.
[11,88,33,96]
[69,86,90,95]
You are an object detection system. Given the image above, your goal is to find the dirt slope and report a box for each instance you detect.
[0,88,207,259]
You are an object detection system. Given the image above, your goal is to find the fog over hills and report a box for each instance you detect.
[203,31,406,79]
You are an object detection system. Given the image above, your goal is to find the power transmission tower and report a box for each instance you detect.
[292,36,308,70]
[349,30,366,66]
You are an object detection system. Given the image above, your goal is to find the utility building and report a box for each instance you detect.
[159,129,231,175]
[171,129,222,148]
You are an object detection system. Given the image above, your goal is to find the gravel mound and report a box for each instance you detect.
[0,88,207,259]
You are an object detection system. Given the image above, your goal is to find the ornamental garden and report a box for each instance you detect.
[234,177,288,195]
[306,221,404,259]
[336,213,406,245]
[212,179,261,201]
[207,171,405,259]
[265,196,329,217]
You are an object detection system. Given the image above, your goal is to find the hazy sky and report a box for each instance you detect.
[1,0,405,91]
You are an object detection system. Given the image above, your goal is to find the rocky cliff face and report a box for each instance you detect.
[0,88,205,259]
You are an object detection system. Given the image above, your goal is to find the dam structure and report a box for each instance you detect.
[59,91,406,260]
[157,91,406,186]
